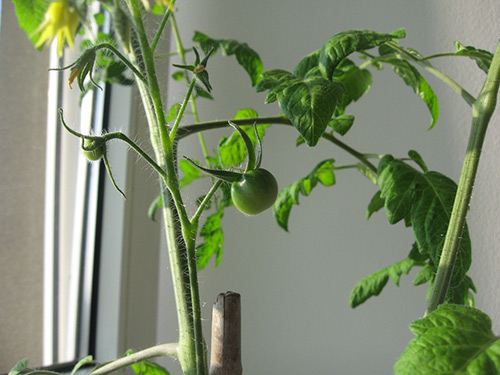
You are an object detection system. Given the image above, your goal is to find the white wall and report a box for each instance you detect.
[156,1,500,374]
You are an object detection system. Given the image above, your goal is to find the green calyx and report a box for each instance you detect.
[172,47,215,92]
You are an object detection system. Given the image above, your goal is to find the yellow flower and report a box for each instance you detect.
[32,0,79,57]
[141,0,176,12]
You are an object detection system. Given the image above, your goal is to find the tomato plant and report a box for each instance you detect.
[8,1,500,374]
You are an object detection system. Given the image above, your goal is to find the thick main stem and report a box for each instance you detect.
[124,8,207,372]
[426,40,500,315]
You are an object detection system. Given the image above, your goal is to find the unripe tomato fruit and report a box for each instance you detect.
[231,168,278,215]
[82,139,106,161]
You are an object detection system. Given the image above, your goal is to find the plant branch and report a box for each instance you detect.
[96,43,148,84]
[151,2,174,53]
[126,0,171,157]
[103,132,166,178]
[170,77,197,139]
[176,117,378,173]
[170,14,211,165]
[426,39,500,315]
[385,41,476,106]
[322,133,378,174]
[90,343,179,375]
[190,180,223,226]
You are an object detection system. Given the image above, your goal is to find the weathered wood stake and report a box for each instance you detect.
[209,291,242,375]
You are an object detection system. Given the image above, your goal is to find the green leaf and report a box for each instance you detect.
[408,150,428,172]
[293,49,321,78]
[454,41,493,74]
[377,155,417,224]
[193,31,263,86]
[194,84,214,100]
[148,194,162,222]
[273,159,335,231]
[151,3,164,15]
[394,305,500,375]
[327,114,355,136]
[128,353,171,375]
[356,163,377,184]
[319,29,406,80]
[218,109,268,168]
[196,207,225,269]
[179,159,204,188]
[378,49,439,129]
[446,275,476,306]
[412,264,433,286]
[165,103,181,123]
[411,171,471,285]
[377,156,472,286]
[9,359,29,375]
[13,0,50,45]
[366,190,384,219]
[94,13,105,27]
[333,59,373,115]
[349,258,415,308]
[172,71,184,81]
[71,356,94,375]
[257,69,344,146]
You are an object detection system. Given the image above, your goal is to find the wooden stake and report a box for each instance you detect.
[209,292,242,375]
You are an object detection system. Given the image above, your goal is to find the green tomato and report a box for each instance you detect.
[231,168,278,215]
[82,139,106,161]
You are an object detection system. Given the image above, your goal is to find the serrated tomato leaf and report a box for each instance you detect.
[196,207,225,269]
[319,29,406,80]
[333,59,373,116]
[8,359,29,375]
[294,50,321,78]
[394,305,500,375]
[412,264,433,286]
[257,70,344,146]
[71,355,94,375]
[193,31,263,86]
[349,258,415,308]
[218,109,269,168]
[454,41,493,74]
[366,190,384,219]
[179,159,204,188]
[408,150,428,172]
[327,114,355,136]
[377,155,418,224]
[13,0,50,45]
[393,62,438,129]
[274,159,335,231]
[127,351,171,375]
[377,156,472,286]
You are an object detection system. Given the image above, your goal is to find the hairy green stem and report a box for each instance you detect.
[96,43,148,84]
[123,7,205,373]
[126,0,170,156]
[190,180,223,226]
[426,39,500,315]
[103,132,166,178]
[170,15,211,164]
[151,3,174,53]
[90,343,178,375]
[170,78,196,139]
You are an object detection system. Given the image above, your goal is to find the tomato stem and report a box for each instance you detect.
[426,39,500,315]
